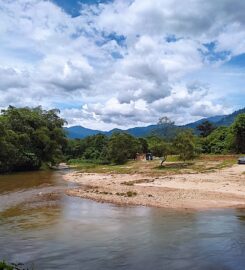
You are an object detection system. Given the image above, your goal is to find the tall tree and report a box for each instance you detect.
[0,106,67,173]
[197,120,216,137]
[173,130,196,162]
[153,116,179,139]
[107,132,141,164]
[231,113,245,153]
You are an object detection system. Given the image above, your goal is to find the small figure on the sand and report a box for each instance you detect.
[146,152,153,161]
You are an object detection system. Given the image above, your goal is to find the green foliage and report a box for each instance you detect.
[0,261,13,270]
[65,134,109,163]
[197,120,216,137]
[146,136,171,165]
[199,114,245,154]
[231,113,245,153]
[0,261,30,270]
[138,137,148,153]
[173,130,197,161]
[107,132,141,164]
[0,106,66,173]
[65,132,142,165]
[151,116,182,139]
[200,127,232,154]
[65,113,245,166]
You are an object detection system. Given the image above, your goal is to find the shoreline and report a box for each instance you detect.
[63,164,245,210]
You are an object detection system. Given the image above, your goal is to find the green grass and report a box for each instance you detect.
[68,159,136,174]
[166,155,180,162]
[68,155,238,175]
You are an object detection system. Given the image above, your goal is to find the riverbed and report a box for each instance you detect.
[1,170,245,270]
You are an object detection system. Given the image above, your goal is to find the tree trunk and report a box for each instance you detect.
[160,155,167,166]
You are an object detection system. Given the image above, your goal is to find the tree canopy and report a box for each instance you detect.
[197,120,216,137]
[231,113,245,154]
[173,130,197,161]
[0,106,67,173]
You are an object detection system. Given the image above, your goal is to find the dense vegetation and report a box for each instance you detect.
[0,106,67,173]
[0,106,244,172]
[199,114,245,154]
[66,114,245,165]
[65,130,199,165]
[65,132,148,165]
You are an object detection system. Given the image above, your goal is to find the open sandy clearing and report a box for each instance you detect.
[64,164,245,210]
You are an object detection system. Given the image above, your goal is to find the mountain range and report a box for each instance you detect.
[65,107,245,139]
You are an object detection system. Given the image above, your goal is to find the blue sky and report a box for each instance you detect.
[0,0,245,129]
[52,0,112,17]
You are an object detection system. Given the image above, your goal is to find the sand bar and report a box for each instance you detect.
[64,164,245,210]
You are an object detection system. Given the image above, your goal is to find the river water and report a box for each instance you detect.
[0,170,245,270]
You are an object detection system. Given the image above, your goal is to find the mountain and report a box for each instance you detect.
[64,126,104,139]
[183,115,225,129]
[120,125,158,137]
[64,125,159,139]
[215,108,245,126]
[65,108,245,139]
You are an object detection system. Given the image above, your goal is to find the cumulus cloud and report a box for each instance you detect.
[0,67,29,90]
[0,0,244,129]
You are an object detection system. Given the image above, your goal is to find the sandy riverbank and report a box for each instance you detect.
[64,164,245,210]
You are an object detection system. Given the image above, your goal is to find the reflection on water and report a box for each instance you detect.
[0,171,245,270]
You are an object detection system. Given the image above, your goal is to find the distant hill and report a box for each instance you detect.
[184,115,225,129]
[215,108,245,126]
[65,107,245,139]
[64,126,104,139]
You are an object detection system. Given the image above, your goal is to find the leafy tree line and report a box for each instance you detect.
[65,113,245,165]
[0,106,244,172]
[65,132,147,164]
[0,106,67,173]
[197,114,245,154]
[65,129,198,165]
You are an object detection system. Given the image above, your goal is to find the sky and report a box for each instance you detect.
[0,0,245,130]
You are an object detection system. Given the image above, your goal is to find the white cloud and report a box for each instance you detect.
[0,0,244,129]
[0,67,29,90]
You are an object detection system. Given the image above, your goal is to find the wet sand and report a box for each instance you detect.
[64,164,245,210]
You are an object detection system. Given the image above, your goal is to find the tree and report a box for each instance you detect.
[173,130,196,162]
[197,120,216,137]
[138,138,148,153]
[64,134,109,162]
[0,106,67,173]
[231,113,245,153]
[201,126,232,154]
[107,132,141,164]
[147,136,170,166]
[152,116,179,139]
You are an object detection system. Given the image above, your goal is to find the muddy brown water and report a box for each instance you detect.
[1,170,245,270]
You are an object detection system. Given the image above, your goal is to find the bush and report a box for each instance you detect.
[173,130,197,161]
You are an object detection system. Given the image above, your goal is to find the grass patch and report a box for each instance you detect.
[68,159,135,174]
[126,191,137,197]
[68,155,238,175]
[166,155,180,162]
[121,179,154,185]
[155,162,193,170]
[115,191,137,197]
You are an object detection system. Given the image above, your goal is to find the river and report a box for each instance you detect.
[0,170,245,270]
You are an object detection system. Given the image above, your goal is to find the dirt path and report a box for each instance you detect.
[64,165,245,210]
